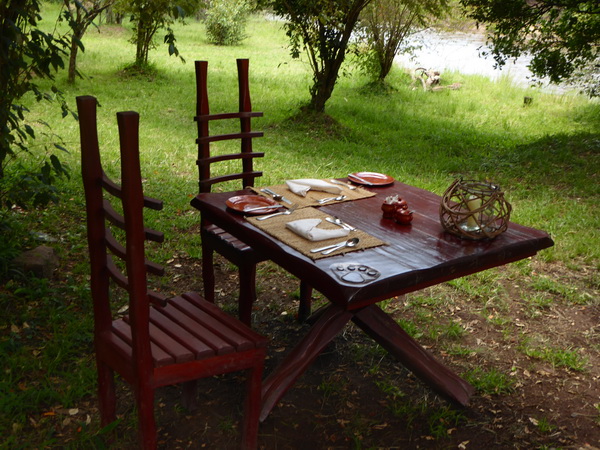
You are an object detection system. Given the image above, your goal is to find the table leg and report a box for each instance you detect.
[260,304,353,422]
[352,304,475,406]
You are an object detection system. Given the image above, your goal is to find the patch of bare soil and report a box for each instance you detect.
[53,256,600,449]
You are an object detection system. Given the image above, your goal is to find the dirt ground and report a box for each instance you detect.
[49,253,598,449]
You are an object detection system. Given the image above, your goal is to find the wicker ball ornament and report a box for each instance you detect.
[440,179,512,240]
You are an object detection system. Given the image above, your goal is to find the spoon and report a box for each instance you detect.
[311,237,358,253]
[321,237,360,255]
[317,195,347,204]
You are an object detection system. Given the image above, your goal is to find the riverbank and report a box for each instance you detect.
[395,29,571,94]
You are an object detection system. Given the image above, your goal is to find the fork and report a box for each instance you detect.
[256,205,298,220]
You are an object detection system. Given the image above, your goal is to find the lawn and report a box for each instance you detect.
[1,4,599,448]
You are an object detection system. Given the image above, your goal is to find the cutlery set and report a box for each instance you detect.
[249,180,361,254]
[261,188,293,205]
[310,237,360,255]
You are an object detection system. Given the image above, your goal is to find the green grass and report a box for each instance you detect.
[463,367,516,395]
[519,339,589,372]
[1,2,599,447]
[22,3,599,265]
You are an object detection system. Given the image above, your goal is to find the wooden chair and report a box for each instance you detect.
[190,59,312,325]
[77,95,267,449]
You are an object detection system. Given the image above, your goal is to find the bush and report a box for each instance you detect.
[204,0,250,46]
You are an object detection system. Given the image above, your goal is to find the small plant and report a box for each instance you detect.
[530,416,556,434]
[375,378,405,400]
[463,367,515,395]
[427,405,466,439]
[395,318,423,339]
[443,321,465,340]
[522,293,553,317]
[204,0,250,46]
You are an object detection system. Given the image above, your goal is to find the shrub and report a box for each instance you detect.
[204,0,250,46]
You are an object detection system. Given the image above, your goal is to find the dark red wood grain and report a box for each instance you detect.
[191,180,553,419]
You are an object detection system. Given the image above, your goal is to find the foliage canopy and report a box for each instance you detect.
[269,0,373,112]
[460,0,600,93]
[357,0,449,81]
[0,0,71,208]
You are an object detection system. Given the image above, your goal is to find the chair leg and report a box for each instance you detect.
[136,384,157,449]
[181,380,198,410]
[201,241,216,303]
[297,281,313,322]
[241,355,265,450]
[238,263,257,326]
[96,360,116,426]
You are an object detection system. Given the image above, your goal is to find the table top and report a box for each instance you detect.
[192,181,554,311]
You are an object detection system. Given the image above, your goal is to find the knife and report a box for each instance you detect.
[261,188,293,205]
[347,173,373,185]
[243,205,284,213]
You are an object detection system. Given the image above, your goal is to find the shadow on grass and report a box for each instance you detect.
[481,132,600,196]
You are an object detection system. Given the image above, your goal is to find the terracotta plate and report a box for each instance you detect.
[226,195,280,215]
[348,172,394,186]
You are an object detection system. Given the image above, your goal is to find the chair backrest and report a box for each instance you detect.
[78,95,166,371]
[195,59,265,193]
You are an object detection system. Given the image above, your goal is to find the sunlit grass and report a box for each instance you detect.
[27,4,600,265]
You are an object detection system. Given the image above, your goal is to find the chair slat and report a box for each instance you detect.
[102,173,163,210]
[199,172,262,189]
[106,256,129,290]
[148,321,195,364]
[105,230,164,276]
[196,131,264,144]
[104,199,165,243]
[149,307,216,358]
[148,290,168,307]
[112,320,175,366]
[196,151,264,166]
[156,301,236,355]
[182,292,267,346]
[170,297,255,352]
[195,111,263,121]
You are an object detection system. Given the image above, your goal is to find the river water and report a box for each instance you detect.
[394,29,568,93]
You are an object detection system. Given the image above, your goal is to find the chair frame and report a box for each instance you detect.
[78,95,267,449]
[192,59,312,324]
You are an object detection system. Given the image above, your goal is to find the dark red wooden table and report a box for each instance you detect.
[191,181,553,421]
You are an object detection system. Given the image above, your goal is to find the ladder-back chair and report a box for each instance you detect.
[190,59,312,324]
[78,95,267,449]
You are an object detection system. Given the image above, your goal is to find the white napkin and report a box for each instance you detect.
[285,179,341,197]
[286,218,349,241]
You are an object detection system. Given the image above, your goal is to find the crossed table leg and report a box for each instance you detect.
[260,303,475,422]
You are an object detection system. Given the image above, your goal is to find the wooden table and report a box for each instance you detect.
[191,181,553,421]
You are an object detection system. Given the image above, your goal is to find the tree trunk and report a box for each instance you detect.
[67,36,80,83]
[308,46,347,112]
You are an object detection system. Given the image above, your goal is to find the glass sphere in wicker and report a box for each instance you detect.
[440,179,512,240]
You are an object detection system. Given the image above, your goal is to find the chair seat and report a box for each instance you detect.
[100,292,267,373]
[203,225,267,264]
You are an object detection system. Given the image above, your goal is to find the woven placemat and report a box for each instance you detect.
[250,181,376,209]
[246,207,386,260]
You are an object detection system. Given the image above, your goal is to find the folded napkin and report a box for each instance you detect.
[285,179,341,197]
[286,218,349,241]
